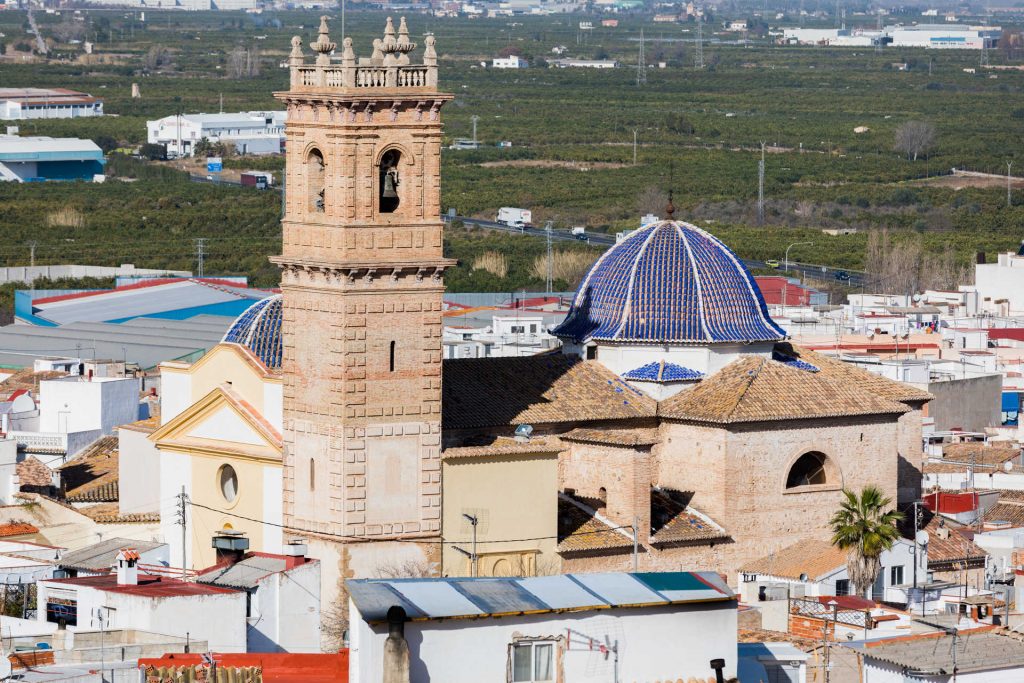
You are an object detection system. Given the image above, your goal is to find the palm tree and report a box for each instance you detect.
[830,486,905,598]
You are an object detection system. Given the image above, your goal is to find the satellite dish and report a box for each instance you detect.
[913,293,923,303]
[901,332,910,340]
[916,530,930,546]
[1005,460,1015,473]
[867,332,875,340]
[799,573,809,582]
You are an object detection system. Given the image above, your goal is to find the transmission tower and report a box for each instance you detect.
[194,237,206,279]
[757,143,765,226]
[695,16,705,70]
[981,37,989,67]
[637,29,647,86]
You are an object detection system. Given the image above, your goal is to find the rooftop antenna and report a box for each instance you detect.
[666,161,676,218]
[695,14,705,70]
[636,29,647,86]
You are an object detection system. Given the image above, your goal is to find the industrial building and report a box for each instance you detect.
[0,88,103,121]
[146,111,286,158]
[0,136,104,183]
[78,0,257,9]
[782,23,1001,49]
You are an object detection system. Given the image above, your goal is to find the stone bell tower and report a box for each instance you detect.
[273,17,452,575]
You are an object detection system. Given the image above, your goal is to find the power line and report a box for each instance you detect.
[186,500,637,547]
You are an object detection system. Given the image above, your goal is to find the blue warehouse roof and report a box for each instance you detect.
[348,571,734,624]
[553,220,786,345]
[0,136,104,163]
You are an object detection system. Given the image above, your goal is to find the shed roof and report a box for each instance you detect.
[195,552,314,589]
[856,631,1024,674]
[739,538,846,581]
[348,571,734,624]
[58,537,165,572]
[44,573,235,598]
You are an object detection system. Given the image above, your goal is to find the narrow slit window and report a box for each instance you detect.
[389,341,396,372]
[310,458,315,491]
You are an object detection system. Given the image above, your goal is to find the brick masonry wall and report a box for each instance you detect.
[789,614,834,641]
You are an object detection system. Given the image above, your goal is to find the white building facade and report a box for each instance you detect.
[146,111,286,158]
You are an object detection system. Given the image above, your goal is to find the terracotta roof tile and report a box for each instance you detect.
[738,538,847,581]
[556,494,634,554]
[60,436,118,502]
[443,356,657,431]
[0,369,65,396]
[0,522,39,537]
[561,427,660,447]
[781,343,934,404]
[649,488,730,544]
[441,436,562,459]
[659,356,909,424]
[920,517,987,566]
[77,503,159,524]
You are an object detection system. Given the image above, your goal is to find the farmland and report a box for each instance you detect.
[0,9,1023,293]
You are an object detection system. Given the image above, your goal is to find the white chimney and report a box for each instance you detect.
[115,548,139,585]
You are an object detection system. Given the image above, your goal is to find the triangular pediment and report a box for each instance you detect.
[150,385,282,461]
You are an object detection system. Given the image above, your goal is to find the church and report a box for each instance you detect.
[198,15,930,613]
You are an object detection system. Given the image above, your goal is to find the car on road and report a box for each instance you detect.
[834,270,851,282]
[765,259,780,269]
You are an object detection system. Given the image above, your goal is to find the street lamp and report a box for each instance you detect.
[784,241,814,273]
[782,241,813,311]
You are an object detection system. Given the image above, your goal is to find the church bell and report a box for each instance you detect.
[382,171,399,199]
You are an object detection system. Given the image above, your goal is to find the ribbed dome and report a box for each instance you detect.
[222,295,283,370]
[553,220,785,344]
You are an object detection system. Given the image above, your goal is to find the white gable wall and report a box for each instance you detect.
[349,601,737,683]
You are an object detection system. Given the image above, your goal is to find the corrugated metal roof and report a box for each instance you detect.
[0,316,233,370]
[348,571,733,624]
[58,537,165,572]
[196,555,288,589]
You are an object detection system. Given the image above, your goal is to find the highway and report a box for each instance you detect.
[449,215,868,287]
[184,172,870,287]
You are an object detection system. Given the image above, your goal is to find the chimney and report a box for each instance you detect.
[283,539,308,569]
[382,606,410,683]
[211,530,249,564]
[116,548,139,585]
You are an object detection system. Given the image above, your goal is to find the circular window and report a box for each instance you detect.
[218,465,239,503]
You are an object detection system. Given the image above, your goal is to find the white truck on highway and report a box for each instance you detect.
[496,207,532,228]
[571,226,587,241]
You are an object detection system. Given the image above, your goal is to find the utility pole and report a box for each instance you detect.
[470,115,479,147]
[636,29,647,86]
[544,221,553,294]
[1007,160,1015,208]
[176,486,188,578]
[97,607,105,683]
[757,142,766,226]
[462,513,478,577]
[695,15,705,70]
[194,238,206,279]
[28,241,36,268]
[219,92,223,114]
[632,129,638,166]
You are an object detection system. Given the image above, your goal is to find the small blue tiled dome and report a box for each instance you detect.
[222,295,283,370]
[553,220,785,345]
[622,361,704,383]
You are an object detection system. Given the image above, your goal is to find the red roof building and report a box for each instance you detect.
[754,277,821,306]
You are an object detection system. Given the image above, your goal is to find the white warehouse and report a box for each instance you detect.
[887,24,1001,49]
[146,111,286,158]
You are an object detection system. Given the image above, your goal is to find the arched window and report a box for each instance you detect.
[379,149,401,213]
[218,464,239,503]
[786,451,828,489]
[389,341,396,372]
[597,487,607,509]
[307,148,325,213]
[309,458,315,491]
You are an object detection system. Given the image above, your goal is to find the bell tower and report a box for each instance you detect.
[273,17,452,569]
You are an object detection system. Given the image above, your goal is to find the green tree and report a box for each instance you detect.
[830,487,904,598]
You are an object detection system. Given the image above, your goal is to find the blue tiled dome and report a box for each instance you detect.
[222,295,283,370]
[553,220,785,344]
